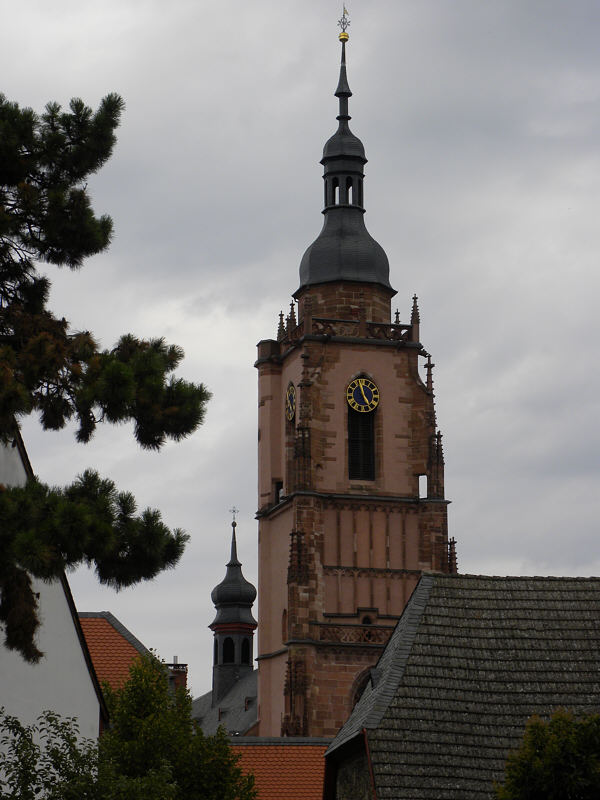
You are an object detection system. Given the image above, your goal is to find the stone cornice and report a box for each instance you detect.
[257,490,449,518]
[255,332,425,369]
[322,565,426,579]
[255,646,288,662]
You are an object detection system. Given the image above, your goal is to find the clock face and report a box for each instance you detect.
[285,383,296,421]
[346,377,379,413]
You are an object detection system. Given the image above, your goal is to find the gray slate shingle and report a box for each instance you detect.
[192,669,257,736]
[327,574,600,800]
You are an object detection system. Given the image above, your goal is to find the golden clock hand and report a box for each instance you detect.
[358,379,369,404]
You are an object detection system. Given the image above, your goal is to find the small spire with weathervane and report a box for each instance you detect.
[228,505,239,563]
[338,6,350,41]
[210,506,257,706]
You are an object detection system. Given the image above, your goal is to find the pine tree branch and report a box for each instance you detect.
[0,92,211,663]
[0,471,190,662]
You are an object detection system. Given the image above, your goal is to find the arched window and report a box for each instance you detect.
[333,177,339,204]
[346,176,353,204]
[348,406,375,480]
[241,638,251,665]
[358,179,363,207]
[213,638,218,665]
[223,637,234,664]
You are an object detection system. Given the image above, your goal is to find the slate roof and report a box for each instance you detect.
[232,738,330,800]
[327,574,600,800]
[192,669,258,736]
[78,611,149,689]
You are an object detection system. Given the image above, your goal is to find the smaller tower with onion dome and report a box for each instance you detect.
[209,514,257,706]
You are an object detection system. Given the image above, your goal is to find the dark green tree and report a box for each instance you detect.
[100,653,256,800]
[495,709,600,800]
[0,93,211,662]
[0,655,256,800]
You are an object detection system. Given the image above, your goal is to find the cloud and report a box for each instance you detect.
[7,0,600,695]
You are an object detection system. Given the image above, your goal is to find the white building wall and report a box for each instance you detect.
[0,440,101,739]
[0,441,28,486]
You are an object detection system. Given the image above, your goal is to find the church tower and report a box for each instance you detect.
[255,16,456,738]
[210,518,257,706]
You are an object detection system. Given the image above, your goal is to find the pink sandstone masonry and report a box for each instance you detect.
[256,281,454,737]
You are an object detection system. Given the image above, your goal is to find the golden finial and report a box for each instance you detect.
[338,5,350,41]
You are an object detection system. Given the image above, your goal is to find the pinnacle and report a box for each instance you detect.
[411,294,420,325]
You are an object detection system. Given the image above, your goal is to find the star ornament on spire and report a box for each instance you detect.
[338,5,350,40]
[229,505,239,526]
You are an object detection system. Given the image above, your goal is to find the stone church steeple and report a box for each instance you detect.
[298,35,391,293]
[255,14,456,738]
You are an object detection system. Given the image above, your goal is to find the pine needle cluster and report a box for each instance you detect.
[0,93,211,662]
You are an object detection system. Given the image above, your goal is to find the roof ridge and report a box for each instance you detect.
[231,737,332,745]
[326,574,435,756]
[78,611,150,655]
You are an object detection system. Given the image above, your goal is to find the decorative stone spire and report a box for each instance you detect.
[437,430,445,465]
[297,12,392,293]
[428,431,445,501]
[426,355,434,393]
[411,294,420,325]
[288,301,297,329]
[277,310,285,341]
[410,294,421,342]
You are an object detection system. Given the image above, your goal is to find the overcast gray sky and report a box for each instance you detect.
[4,0,600,696]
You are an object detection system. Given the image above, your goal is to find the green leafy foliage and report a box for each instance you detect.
[101,654,256,800]
[0,93,211,662]
[0,656,257,800]
[495,709,600,800]
[0,709,99,799]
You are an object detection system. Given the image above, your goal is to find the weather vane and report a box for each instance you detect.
[229,505,239,526]
[338,5,350,39]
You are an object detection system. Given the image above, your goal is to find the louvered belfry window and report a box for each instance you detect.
[348,406,375,480]
[223,637,234,664]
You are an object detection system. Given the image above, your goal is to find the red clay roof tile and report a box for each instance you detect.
[79,616,143,690]
[232,744,327,800]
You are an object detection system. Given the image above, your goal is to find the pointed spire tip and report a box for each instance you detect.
[338,5,350,40]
